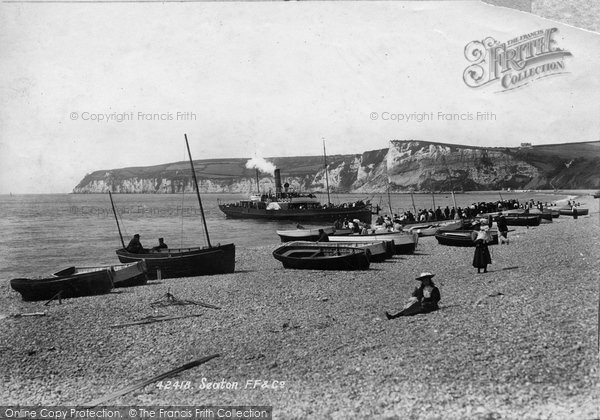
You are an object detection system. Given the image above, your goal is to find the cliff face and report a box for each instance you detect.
[73,140,600,193]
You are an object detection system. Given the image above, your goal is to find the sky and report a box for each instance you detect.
[1,0,599,193]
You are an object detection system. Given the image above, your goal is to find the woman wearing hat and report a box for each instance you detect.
[386,272,441,319]
[473,226,492,273]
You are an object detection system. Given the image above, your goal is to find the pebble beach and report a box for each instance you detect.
[1,195,598,419]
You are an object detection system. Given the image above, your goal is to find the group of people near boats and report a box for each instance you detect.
[381,197,568,225]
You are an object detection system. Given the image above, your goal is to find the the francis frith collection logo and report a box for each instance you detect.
[463,28,572,91]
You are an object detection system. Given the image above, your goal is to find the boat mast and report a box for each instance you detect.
[322,138,331,206]
[108,191,126,249]
[184,134,212,248]
[255,169,260,194]
[431,191,436,210]
[451,190,459,219]
[410,188,417,215]
[386,182,393,216]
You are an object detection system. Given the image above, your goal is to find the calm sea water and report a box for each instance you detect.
[0,191,572,279]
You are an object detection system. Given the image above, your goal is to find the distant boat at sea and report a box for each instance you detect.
[218,169,373,224]
[219,140,374,224]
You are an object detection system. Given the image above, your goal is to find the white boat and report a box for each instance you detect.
[276,226,336,242]
[329,231,418,254]
[54,261,148,288]
[284,240,391,262]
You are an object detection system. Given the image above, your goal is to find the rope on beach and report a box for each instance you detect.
[80,353,220,408]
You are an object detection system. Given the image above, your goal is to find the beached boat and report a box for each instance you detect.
[111,135,236,280]
[116,245,235,280]
[503,214,541,226]
[593,191,600,199]
[329,231,418,255]
[435,229,499,247]
[559,207,589,216]
[54,261,148,288]
[272,242,370,270]
[11,268,114,302]
[276,226,336,242]
[528,209,553,221]
[284,240,391,262]
[403,220,464,237]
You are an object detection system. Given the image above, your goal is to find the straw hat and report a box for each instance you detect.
[415,272,435,280]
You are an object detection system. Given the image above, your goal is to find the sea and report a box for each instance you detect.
[0,191,576,280]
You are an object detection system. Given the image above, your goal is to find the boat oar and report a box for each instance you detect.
[109,314,203,328]
[81,354,219,408]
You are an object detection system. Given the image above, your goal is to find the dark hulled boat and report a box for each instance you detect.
[11,268,114,302]
[559,207,589,216]
[503,214,541,226]
[116,244,235,280]
[111,135,236,280]
[219,169,372,223]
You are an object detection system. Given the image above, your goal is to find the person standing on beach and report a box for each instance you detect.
[473,226,492,273]
[572,206,579,219]
[496,215,509,244]
[386,272,441,319]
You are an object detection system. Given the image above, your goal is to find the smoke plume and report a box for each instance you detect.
[245,157,276,175]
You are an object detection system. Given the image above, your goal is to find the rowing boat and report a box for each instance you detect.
[328,231,418,255]
[273,242,370,270]
[54,261,148,288]
[284,240,391,262]
[11,268,114,302]
[435,229,499,247]
[276,226,336,242]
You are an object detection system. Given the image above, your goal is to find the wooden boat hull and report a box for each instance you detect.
[11,269,114,302]
[273,244,370,270]
[435,230,499,247]
[116,243,235,280]
[219,204,372,224]
[503,215,541,226]
[286,240,391,262]
[276,227,335,242]
[112,261,149,287]
[54,261,148,288]
[329,231,418,255]
[559,208,589,216]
